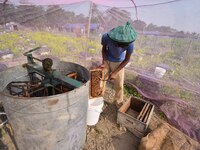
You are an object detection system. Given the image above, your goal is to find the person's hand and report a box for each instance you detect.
[109,72,117,80]
[99,61,106,70]
[100,63,106,69]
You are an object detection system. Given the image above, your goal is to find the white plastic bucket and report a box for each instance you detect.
[87,97,104,126]
[154,67,166,78]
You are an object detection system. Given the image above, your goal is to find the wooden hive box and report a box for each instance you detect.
[117,97,154,138]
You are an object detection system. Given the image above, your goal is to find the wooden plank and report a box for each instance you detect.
[126,108,139,118]
[137,103,147,120]
[117,111,146,138]
[140,103,150,122]
[119,98,131,113]
[146,105,155,128]
[138,103,148,121]
[143,105,152,123]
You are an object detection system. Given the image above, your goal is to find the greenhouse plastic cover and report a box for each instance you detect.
[0,0,200,143]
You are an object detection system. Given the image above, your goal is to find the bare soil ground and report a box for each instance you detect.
[0,82,142,150]
[0,58,199,150]
[2,81,198,150]
[84,82,153,150]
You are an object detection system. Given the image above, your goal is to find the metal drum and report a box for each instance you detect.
[0,61,89,150]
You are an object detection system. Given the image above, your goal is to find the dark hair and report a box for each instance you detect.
[117,42,130,47]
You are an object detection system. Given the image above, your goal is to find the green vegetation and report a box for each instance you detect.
[0,31,101,57]
[0,32,21,54]
[1,30,199,77]
[133,35,200,86]
[124,84,142,98]
[156,109,167,121]
[27,32,101,56]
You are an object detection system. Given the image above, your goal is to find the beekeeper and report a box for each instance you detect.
[101,22,137,107]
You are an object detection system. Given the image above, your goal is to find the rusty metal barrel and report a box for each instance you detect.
[0,61,89,150]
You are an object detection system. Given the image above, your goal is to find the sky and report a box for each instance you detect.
[1,0,200,33]
[135,0,200,33]
[61,0,200,33]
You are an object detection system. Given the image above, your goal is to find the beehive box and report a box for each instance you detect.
[117,97,154,138]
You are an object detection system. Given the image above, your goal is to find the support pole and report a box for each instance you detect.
[87,1,93,38]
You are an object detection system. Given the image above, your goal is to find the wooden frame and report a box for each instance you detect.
[89,68,105,98]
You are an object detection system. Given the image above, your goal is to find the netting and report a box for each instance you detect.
[0,0,200,143]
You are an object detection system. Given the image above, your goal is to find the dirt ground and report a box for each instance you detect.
[84,82,159,150]
[1,81,199,150]
[0,58,199,150]
[0,82,144,150]
[84,82,200,150]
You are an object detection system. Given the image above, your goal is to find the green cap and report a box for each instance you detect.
[108,22,137,43]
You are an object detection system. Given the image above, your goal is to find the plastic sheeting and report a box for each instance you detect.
[0,0,200,143]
